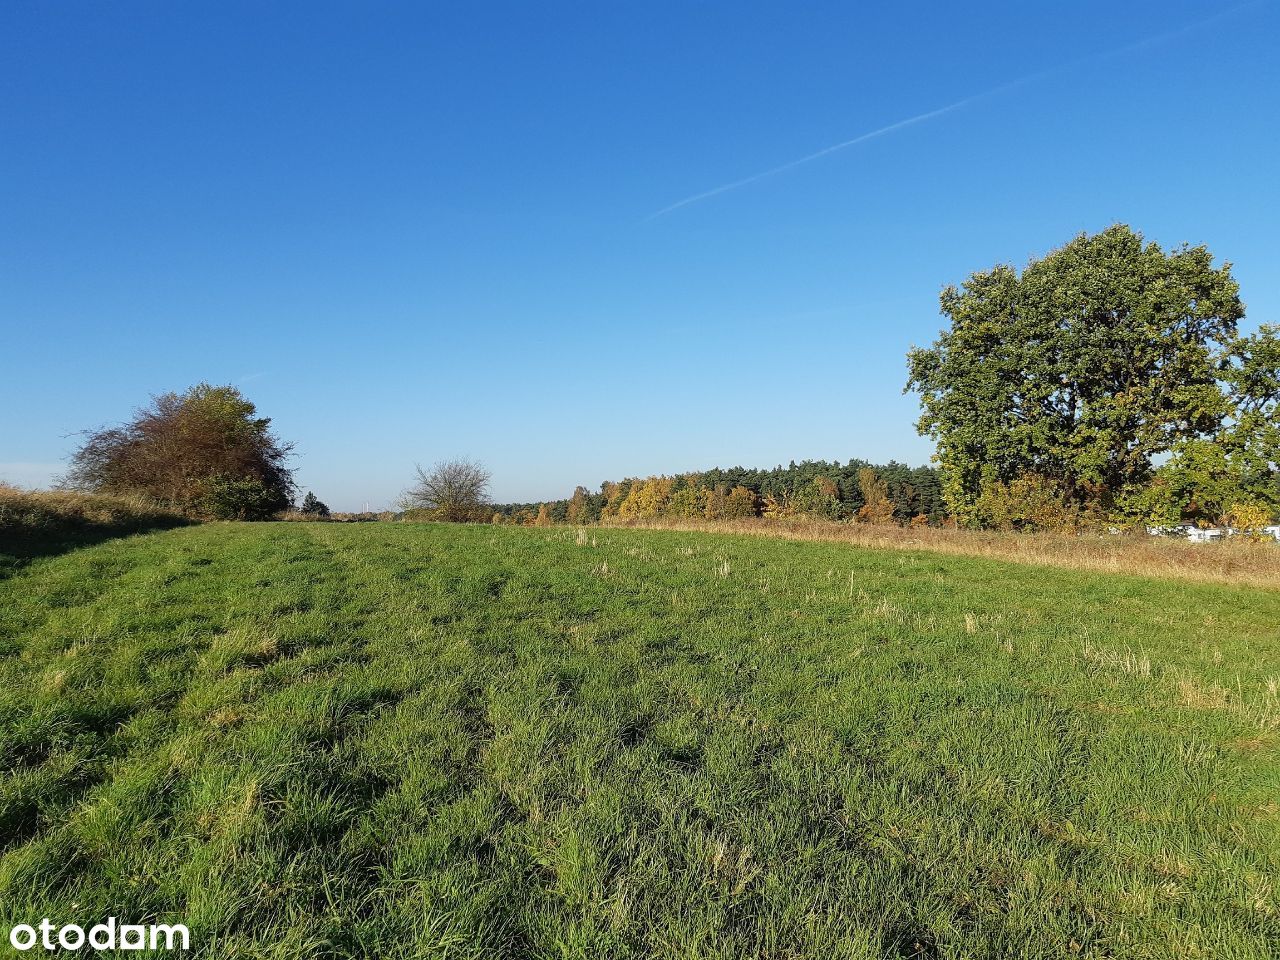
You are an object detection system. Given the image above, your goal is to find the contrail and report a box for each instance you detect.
[645,90,1004,220]
[646,2,1262,220]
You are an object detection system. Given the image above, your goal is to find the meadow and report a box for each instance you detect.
[1,522,1277,958]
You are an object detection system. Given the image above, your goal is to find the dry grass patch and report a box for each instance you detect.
[606,516,1280,590]
[0,482,190,559]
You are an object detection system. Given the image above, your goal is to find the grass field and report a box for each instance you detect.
[1,523,1277,958]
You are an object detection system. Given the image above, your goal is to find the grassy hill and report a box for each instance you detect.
[1,523,1277,958]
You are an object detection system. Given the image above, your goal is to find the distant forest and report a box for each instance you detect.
[491,460,945,526]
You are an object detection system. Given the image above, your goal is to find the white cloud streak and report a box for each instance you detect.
[646,2,1262,220]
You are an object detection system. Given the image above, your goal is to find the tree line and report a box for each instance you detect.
[491,460,944,526]
[56,225,1278,533]
[57,391,944,527]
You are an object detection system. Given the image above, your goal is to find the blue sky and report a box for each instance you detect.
[3,1,1278,510]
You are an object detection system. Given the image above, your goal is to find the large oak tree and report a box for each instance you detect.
[906,225,1248,523]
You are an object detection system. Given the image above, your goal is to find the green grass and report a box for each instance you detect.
[1,523,1277,959]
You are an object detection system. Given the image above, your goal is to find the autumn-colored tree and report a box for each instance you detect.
[667,485,706,518]
[856,468,896,524]
[601,480,631,519]
[760,493,787,519]
[971,473,1080,531]
[703,485,728,520]
[62,383,295,519]
[1224,501,1275,537]
[534,504,552,526]
[565,486,589,524]
[619,477,673,519]
[724,485,759,519]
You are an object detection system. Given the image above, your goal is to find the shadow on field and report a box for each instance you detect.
[0,517,194,575]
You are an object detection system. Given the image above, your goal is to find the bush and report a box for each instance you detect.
[63,383,295,518]
[1224,501,1275,537]
[399,459,492,523]
[201,476,292,521]
[971,474,1080,532]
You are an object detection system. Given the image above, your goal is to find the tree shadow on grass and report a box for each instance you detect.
[0,516,195,576]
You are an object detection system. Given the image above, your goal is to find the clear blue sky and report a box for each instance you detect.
[3,1,1278,510]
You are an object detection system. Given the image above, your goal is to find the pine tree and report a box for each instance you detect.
[300,491,330,516]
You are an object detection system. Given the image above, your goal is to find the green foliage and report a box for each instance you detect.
[907,225,1246,524]
[1221,324,1280,503]
[299,492,330,517]
[200,475,293,521]
[971,473,1081,532]
[1126,439,1276,528]
[785,477,842,520]
[1111,326,1280,527]
[1,523,1277,956]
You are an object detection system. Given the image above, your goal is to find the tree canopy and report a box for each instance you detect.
[63,383,295,520]
[905,225,1271,525]
[399,459,492,522]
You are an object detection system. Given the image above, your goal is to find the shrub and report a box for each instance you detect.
[1224,501,1275,537]
[719,485,759,519]
[62,384,294,519]
[201,476,292,521]
[399,459,491,522]
[971,474,1080,532]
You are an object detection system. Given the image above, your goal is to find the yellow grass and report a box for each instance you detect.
[603,516,1280,590]
[0,483,189,548]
